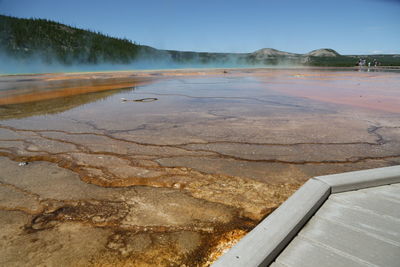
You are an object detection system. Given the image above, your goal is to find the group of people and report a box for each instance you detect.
[358,58,380,67]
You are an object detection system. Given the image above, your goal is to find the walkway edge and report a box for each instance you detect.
[211,165,400,267]
[315,165,400,193]
[212,179,330,267]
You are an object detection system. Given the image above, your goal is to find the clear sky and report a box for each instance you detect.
[1,0,399,54]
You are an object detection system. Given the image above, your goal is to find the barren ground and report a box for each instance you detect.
[1,68,399,266]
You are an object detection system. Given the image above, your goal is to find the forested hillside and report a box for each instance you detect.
[0,14,141,64]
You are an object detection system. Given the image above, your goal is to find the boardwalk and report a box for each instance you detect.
[272,184,400,267]
[213,166,400,267]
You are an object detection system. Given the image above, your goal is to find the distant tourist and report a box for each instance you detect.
[358,58,367,68]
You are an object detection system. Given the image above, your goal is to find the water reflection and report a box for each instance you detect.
[0,87,135,119]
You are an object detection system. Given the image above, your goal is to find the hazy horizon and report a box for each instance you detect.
[1,13,399,56]
[1,0,399,55]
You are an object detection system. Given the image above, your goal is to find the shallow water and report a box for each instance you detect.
[1,68,400,266]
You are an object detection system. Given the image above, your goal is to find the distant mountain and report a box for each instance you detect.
[306,49,340,57]
[1,14,400,69]
[252,48,299,57]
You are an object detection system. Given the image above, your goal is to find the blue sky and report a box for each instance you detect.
[1,0,399,54]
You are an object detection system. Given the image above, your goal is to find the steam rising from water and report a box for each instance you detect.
[0,50,300,75]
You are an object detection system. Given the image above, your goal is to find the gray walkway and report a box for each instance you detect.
[212,166,400,267]
[272,184,400,267]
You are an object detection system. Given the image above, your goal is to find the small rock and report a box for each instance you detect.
[27,145,39,151]
[172,183,183,189]
[18,162,29,166]
[92,215,105,223]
